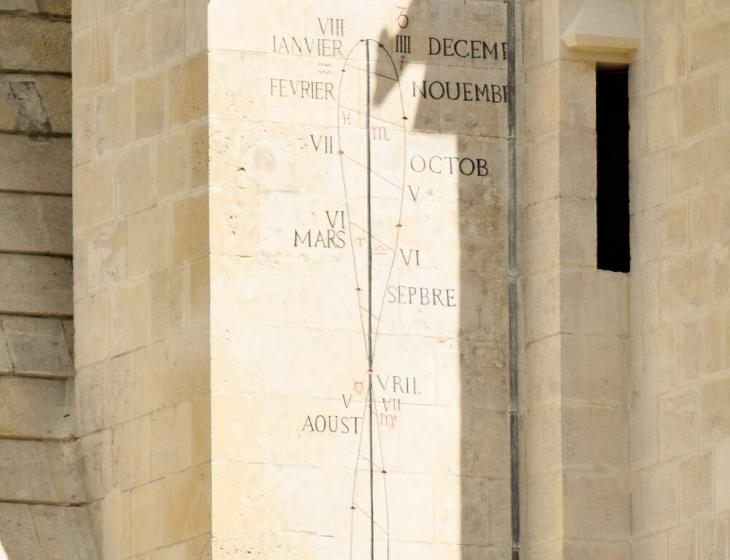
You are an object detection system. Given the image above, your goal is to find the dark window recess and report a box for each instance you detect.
[596,67,630,273]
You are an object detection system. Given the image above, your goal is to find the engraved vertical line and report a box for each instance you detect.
[365,39,375,560]
[507,1,521,559]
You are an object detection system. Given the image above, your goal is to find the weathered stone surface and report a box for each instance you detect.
[0,377,70,438]
[169,53,206,126]
[0,502,39,559]
[116,143,153,216]
[690,21,730,71]
[632,534,668,560]
[0,502,97,560]
[0,193,71,255]
[72,23,112,95]
[130,479,164,555]
[72,158,114,231]
[700,375,730,442]
[632,463,679,536]
[109,281,151,356]
[668,525,696,560]
[0,0,70,16]
[698,514,729,560]
[81,221,127,297]
[0,15,70,73]
[134,72,165,139]
[0,254,72,316]
[680,74,720,139]
[0,75,71,134]
[114,9,148,80]
[658,387,698,460]
[163,464,210,545]
[150,0,183,64]
[0,193,51,252]
[679,453,713,520]
[156,130,189,200]
[565,541,630,560]
[0,134,71,193]
[74,293,110,367]
[0,315,73,376]
[94,83,133,155]
[126,205,169,278]
[31,505,98,559]
[0,439,84,503]
[172,193,208,264]
[0,0,39,12]
[0,331,11,372]
[564,472,631,540]
[37,0,71,16]
[563,403,627,468]
[0,0,91,557]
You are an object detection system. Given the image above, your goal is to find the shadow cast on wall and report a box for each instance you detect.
[373,1,512,556]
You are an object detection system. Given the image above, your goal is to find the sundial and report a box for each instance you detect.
[232,1,511,556]
[337,38,406,559]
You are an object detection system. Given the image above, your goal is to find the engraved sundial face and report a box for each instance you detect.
[337,38,407,559]
[231,1,511,556]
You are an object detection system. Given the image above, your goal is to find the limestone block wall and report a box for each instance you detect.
[520,0,730,558]
[519,1,633,558]
[72,1,515,558]
[63,1,730,559]
[0,1,96,558]
[71,1,210,558]
[628,0,730,555]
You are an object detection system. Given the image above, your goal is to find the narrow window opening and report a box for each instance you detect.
[596,67,630,273]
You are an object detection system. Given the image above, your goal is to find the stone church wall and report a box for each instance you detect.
[71,0,211,557]
[0,0,725,559]
[0,1,96,558]
[628,0,730,556]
